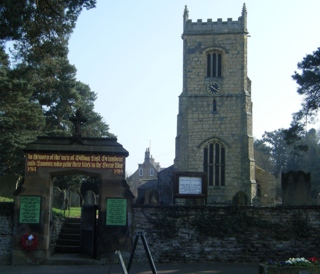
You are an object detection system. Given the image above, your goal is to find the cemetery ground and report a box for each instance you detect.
[0,195,81,218]
[52,206,81,218]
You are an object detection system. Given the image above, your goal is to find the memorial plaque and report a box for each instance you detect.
[106,198,127,226]
[179,177,202,194]
[19,196,41,224]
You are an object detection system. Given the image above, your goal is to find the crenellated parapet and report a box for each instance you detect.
[183,3,248,35]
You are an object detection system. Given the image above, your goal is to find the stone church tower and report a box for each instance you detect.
[174,4,256,204]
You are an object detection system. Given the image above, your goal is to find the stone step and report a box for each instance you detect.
[65,218,81,224]
[57,238,80,246]
[55,245,81,254]
[63,222,81,229]
[61,227,80,235]
[55,218,81,254]
[59,233,80,240]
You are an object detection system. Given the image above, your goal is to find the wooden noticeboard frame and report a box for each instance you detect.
[106,198,127,226]
[19,196,41,224]
[173,172,207,204]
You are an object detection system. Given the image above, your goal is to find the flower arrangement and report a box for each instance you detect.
[20,233,38,251]
[268,257,319,267]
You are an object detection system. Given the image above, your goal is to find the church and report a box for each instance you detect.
[129,4,275,206]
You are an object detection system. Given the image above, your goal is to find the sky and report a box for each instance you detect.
[68,0,320,175]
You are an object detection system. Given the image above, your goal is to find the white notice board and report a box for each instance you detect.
[179,177,202,194]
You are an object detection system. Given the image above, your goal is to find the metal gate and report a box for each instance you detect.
[80,205,98,257]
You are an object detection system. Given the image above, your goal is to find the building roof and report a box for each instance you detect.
[23,136,129,156]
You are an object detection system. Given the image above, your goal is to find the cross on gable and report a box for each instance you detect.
[69,109,88,136]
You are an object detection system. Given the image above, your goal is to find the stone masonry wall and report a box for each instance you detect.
[0,202,64,265]
[175,8,254,204]
[1,203,319,265]
[0,203,14,265]
[132,205,320,263]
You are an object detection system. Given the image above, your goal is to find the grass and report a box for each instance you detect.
[52,207,81,218]
[0,196,81,218]
[0,196,13,202]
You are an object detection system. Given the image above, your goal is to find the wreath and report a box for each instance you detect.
[20,233,38,251]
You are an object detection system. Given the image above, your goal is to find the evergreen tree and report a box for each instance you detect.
[0,46,44,175]
[285,47,320,142]
[0,0,113,176]
[254,139,273,173]
[255,129,305,176]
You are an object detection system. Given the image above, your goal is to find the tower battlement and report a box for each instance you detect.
[183,4,247,35]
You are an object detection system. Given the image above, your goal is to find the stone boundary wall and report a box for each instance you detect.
[0,202,64,265]
[132,205,320,263]
[0,203,14,265]
[1,204,320,265]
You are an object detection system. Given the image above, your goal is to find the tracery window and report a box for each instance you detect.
[203,142,225,186]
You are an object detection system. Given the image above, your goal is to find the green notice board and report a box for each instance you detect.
[106,198,127,226]
[19,196,41,224]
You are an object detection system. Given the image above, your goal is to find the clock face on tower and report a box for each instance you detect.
[207,82,220,94]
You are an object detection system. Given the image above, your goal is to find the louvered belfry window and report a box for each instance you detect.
[207,52,222,77]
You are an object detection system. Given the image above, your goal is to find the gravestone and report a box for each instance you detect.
[232,191,249,206]
[282,171,311,206]
[0,175,20,199]
[70,191,80,207]
[83,190,97,206]
[144,188,159,205]
[53,187,64,209]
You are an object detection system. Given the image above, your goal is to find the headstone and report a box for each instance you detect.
[232,191,249,206]
[69,191,80,207]
[144,188,159,205]
[0,175,20,199]
[83,190,97,205]
[53,187,64,209]
[282,171,311,206]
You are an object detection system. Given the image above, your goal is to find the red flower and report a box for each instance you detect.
[20,233,38,252]
[308,257,318,263]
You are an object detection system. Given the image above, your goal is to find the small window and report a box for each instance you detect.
[207,52,222,78]
[150,168,154,176]
[203,142,226,186]
[212,99,217,112]
[139,168,143,176]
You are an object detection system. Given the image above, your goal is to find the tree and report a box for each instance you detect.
[0,0,113,176]
[0,46,45,175]
[0,0,96,43]
[255,129,305,176]
[254,139,273,173]
[285,47,320,142]
[72,82,113,137]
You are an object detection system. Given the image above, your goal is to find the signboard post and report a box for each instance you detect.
[19,196,41,224]
[106,198,127,226]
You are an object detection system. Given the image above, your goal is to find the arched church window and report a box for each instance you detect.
[203,142,225,186]
[207,52,222,78]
